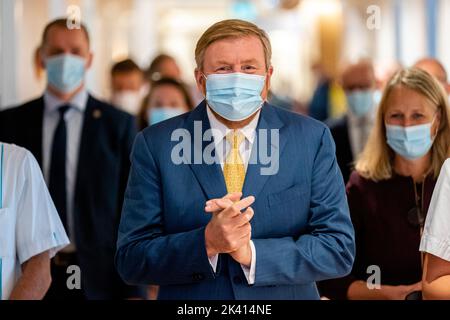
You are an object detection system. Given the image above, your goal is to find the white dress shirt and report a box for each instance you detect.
[42,89,88,250]
[206,106,258,285]
[0,143,69,300]
[420,158,450,261]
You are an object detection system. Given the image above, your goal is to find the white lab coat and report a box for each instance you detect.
[420,158,450,261]
[0,143,69,300]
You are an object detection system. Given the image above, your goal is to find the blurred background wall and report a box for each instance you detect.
[0,0,449,109]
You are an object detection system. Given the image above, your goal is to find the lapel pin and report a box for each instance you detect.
[93,109,102,119]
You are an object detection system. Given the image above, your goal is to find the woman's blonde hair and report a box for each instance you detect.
[195,19,272,71]
[355,67,450,181]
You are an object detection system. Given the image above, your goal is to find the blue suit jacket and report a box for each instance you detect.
[116,101,355,300]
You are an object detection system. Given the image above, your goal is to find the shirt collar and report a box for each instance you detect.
[206,106,260,146]
[44,88,89,113]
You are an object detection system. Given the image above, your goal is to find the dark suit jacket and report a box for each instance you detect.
[309,80,330,121]
[0,95,145,299]
[326,116,354,183]
[116,101,355,300]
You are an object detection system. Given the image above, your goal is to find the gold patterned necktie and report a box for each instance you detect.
[223,130,246,193]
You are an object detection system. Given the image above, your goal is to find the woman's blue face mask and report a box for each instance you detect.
[148,106,185,126]
[385,115,438,160]
[203,72,266,121]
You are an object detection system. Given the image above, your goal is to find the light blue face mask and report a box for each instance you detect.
[205,72,266,121]
[374,89,383,106]
[46,54,86,94]
[346,89,374,117]
[386,118,437,160]
[148,106,185,126]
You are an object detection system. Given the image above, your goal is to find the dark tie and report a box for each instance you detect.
[49,105,70,236]
[358,117,368,153]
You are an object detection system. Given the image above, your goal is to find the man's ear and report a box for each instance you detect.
[85,52,94,70]
[194,68,206,97]
[268,65,274,77]
[38,49,46,70]
[267,65,274,85]
[262,66,274,100]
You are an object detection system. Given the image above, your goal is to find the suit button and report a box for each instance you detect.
[192,273,204,281]
[233,276,243,284]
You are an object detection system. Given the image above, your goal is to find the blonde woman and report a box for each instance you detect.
[319,68,450,300]
[420,158,450,299]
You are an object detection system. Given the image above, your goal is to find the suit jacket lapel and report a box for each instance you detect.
[27,97,44,167]
[184,101,228,200]
[242,103,287,199]
[75,96,101,201]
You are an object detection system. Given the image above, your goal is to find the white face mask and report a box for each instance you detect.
[112,89,145,115]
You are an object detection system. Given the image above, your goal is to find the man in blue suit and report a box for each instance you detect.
[116,19,355,300]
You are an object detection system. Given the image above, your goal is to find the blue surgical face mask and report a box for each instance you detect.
[386,117,437,160]
[46,54,86,94]
[346,89,374,117]
[148,106,185,126]
[204,72,266,121]
[374,89,383,106]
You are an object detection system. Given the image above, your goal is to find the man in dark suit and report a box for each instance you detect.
[0,19,144,299]
[326,61,377,183]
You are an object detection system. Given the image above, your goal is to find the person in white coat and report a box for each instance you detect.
[0,143,69,300]
[420,158,450,299]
